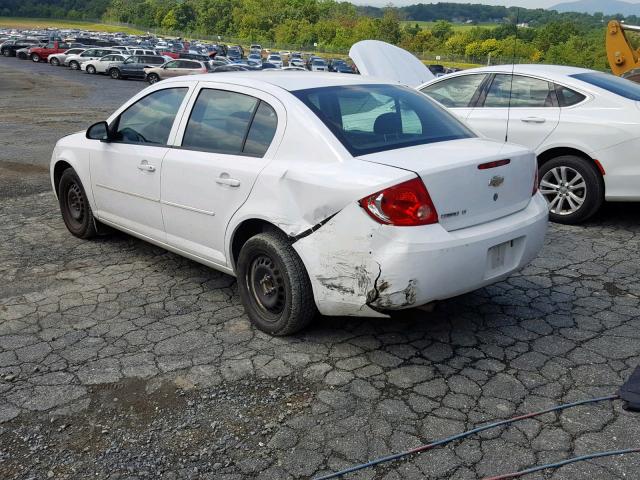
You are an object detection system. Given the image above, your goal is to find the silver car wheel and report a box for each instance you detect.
[540,166,587,216]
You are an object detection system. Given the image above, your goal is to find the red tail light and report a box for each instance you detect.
[358,178,438,226]
[532,166,539,196]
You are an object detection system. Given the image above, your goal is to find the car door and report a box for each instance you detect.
[97,55,117,73]
[419,73,489,122]
[466,73,561,150]
[90,86,191,240]
[161,84,284,266]
[177,60,204,76]
[161,60,181,78]
[120,56,138,76]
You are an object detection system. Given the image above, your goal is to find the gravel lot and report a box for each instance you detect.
[1,57,640,480]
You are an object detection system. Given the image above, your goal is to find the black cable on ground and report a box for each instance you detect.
[482,448,640,480]
[312,394,619,480]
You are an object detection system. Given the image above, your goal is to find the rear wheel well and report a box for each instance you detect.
[53,161,73,195]
[231,219,287,271]
[537,148,600,173]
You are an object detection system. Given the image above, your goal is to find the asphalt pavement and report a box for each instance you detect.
[1,56,640,480]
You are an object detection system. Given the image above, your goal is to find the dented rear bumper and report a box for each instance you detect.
[293,193,548,317]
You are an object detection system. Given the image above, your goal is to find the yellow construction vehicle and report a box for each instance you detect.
[606,20,640,82]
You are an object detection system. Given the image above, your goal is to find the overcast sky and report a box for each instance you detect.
[351,0,640,9]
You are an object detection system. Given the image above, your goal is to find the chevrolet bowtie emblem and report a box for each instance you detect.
[489,175,505,188]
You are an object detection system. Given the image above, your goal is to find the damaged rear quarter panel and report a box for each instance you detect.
[292,202,421,317]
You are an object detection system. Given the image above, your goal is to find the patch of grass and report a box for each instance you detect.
[401,20,500,31]
[0,17,145,35]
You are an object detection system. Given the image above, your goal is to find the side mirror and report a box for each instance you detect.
[86,121,111,142]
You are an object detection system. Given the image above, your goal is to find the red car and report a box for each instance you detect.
[28,41,73,63]
[157,50,179,59]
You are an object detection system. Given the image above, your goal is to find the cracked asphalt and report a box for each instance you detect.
[1,57,640,480]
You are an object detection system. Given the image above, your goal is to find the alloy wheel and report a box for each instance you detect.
[540,166,587,216]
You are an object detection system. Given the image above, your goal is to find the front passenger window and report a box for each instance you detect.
[114,88,188,145]
[420,74,487,108]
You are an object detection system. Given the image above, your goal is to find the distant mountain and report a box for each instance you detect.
[551,0,640,16]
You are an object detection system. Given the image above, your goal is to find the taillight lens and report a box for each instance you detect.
[358,178,438,226]
[532,166,539,196]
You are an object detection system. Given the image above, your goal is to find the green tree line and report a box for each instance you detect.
[0,0,622,69]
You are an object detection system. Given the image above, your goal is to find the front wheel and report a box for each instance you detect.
[86,64,96,74]
[236,230,316,336]
[50,57,60,66]
[147,73,159,84]
[58,169,97,239]
[69,60,79,70]
[2,49,10,57]
[109,68,121,79]
[31,53,40,62]
[539,155,604,224]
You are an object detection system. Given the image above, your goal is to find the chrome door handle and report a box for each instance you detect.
[521,117,546,124]
[216,176,241,187]
[137,161,156,172]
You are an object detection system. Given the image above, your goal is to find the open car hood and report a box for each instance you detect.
[349,40,434,87]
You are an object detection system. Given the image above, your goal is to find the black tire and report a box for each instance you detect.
[69,60,79,70]
[86,64,96,74]
[539,155,604,225]
[31,53,40,62]
[147,73,159,84]
[50,57,60,66]
[109,68,121,79]
[236,230,316,335]
[2,49,10,57]
[57,168,97,239]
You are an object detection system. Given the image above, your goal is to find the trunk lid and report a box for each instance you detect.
[349,40,435,88]
[358,138,536,231]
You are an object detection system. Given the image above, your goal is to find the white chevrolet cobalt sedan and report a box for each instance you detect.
[420,65,640,224]
[50,72,548,335]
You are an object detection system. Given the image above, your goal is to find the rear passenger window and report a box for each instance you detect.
[555,85,586,107]
[484,75,555,108]
[182,89,258,154]
[244,102,278,157]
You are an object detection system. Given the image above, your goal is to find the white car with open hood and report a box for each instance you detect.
[50,71,547,335]
[418,65,640,224]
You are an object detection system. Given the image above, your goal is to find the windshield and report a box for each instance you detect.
[571,72,640,101]
[293,84,474,156]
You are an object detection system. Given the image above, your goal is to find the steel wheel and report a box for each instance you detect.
[540,166,586,216]
[66,182,86,223]
[248,254,286,317]
[57,168,97,239]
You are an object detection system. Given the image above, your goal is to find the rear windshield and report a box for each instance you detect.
[293,84,474,156]
[571,72,640,101]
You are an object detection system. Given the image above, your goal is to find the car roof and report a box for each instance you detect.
[442,64,593,79]
[161,71,389,91]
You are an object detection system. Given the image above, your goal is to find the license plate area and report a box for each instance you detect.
[485,236,525,279]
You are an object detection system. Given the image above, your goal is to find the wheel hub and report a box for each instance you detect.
[66,183,84,221]
[249,255,285,315]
